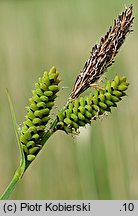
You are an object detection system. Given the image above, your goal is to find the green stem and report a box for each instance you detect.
[40,118,58,146]
[0,166,24,200]
[0,118,58,199]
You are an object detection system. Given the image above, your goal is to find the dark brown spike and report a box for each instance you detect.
[70,5,134,99]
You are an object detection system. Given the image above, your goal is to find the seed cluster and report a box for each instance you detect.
[19,6,132,168]
[20,67,60,165]
[57,75,129,133]
[71,5,133,99]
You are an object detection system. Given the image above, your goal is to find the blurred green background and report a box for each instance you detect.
[0,0,138,200]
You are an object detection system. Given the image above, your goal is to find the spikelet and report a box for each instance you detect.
[20,67,61,167]
[71,5,133,99]
[57,75,129,133]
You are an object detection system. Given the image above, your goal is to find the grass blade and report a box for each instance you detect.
[0,89,26,199]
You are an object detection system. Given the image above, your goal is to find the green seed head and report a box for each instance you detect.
[20,67,61,167]
[57,75,129,134]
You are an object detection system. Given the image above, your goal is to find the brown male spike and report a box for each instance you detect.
[71,5,134,99]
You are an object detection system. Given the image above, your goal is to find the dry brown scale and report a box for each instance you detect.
[71,5,134,99]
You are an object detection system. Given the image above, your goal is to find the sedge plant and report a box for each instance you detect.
[0,5,133,199]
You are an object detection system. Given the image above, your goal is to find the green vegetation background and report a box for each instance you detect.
[0,0,137,199]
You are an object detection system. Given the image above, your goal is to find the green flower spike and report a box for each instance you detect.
[56,75,129,134]
[20,66,61,168]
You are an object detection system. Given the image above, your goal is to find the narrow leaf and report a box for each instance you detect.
[0,90,26,199]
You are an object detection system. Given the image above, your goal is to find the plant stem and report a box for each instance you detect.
[0,118,58,199]
[40,117,58,146]
[0,166,24,200]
